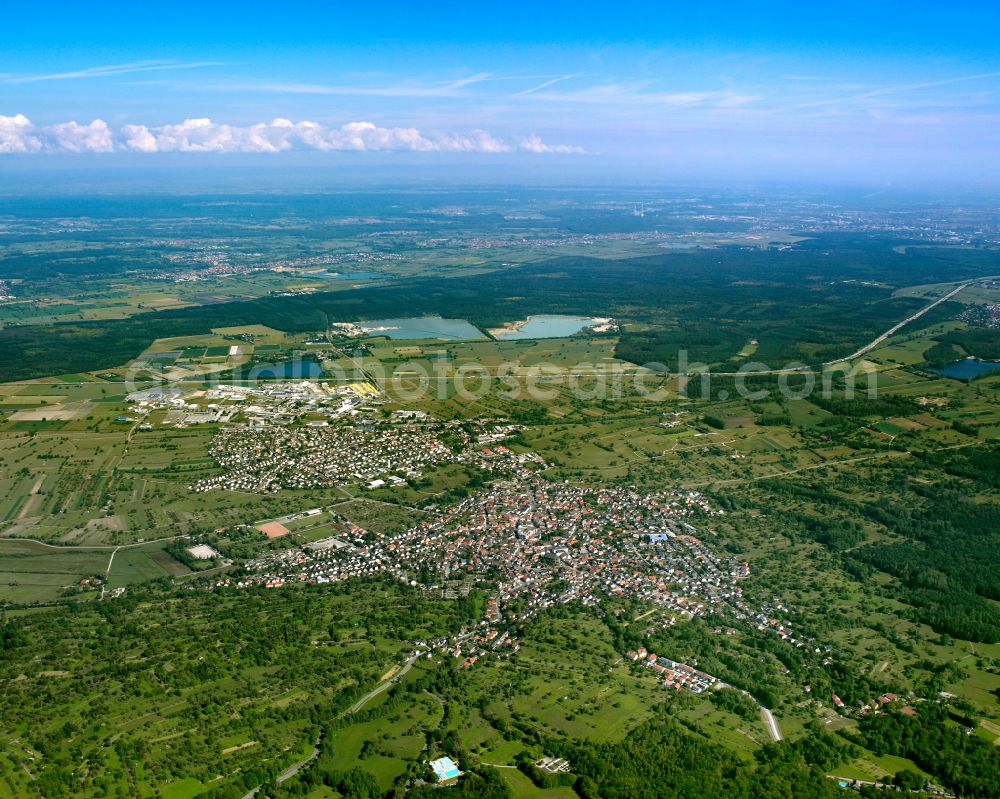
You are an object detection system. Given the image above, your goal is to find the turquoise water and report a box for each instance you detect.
[358,316,484,340]
[933,359,1000,381]
[493,314,603,340]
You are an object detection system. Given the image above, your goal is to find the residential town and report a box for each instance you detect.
[189,421,455,492]
[203,476,805,662]
[188,413,537,493]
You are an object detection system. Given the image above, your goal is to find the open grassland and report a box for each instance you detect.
[0,539,109,604]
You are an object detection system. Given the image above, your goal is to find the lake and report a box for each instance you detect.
[933,358,1000,381]
[492,314,606,340]
[357,316,485,340]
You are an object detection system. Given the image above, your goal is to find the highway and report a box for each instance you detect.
[690,274,997,377]
[824,279,977,365]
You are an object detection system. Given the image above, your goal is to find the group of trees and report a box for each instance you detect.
[853,706,1000,798]
[937,327,1000,361]
[922,341,965,368]
[544,716,848,799]
[849,478,1000,643]
[0,579,473,797]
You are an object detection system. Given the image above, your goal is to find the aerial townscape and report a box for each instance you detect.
[1,4,999,799]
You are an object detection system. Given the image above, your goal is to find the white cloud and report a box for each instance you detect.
[47,119,115,153]
[519,134,585,154]
[120,124,159,153]
[0,114,43,153]
[436,129,512,153]
[329,121,436,152]
[0,114,584,155]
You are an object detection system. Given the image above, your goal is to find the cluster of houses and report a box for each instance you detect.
[184,404,816,675]
[189,415,536,494]
[207,474,783,653]
[188,419,455,493]
[413,480,745,627]
[627,648,718,694]
[826,690,917,719]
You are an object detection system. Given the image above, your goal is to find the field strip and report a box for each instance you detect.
[99,546,123,599]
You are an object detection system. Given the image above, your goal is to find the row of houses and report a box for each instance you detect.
[627,648,718,694]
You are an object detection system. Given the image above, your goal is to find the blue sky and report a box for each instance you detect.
[2,1,999,183]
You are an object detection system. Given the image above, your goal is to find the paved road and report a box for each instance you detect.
[0,534,186,551]
[0,534,188,599]
[100,546,122,600]
[718,682,783,742]
[686,275,997,377]
[348,654,419,715]
[240,734,323,799]
[683,449,908,488]
[760,705,783,742]
[826,774,953,795]
[683,440,980,489]
[275,737,321,783]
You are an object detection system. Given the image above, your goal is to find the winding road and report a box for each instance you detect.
[717,682,783,742]
[0,534,186,550]
[239,733,322,799]
[0,534,190,600]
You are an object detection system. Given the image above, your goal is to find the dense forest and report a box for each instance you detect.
[939,327,1000,361]
[847,449,1000,643]
[853,706,1000,798]
[543,717,848,799]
